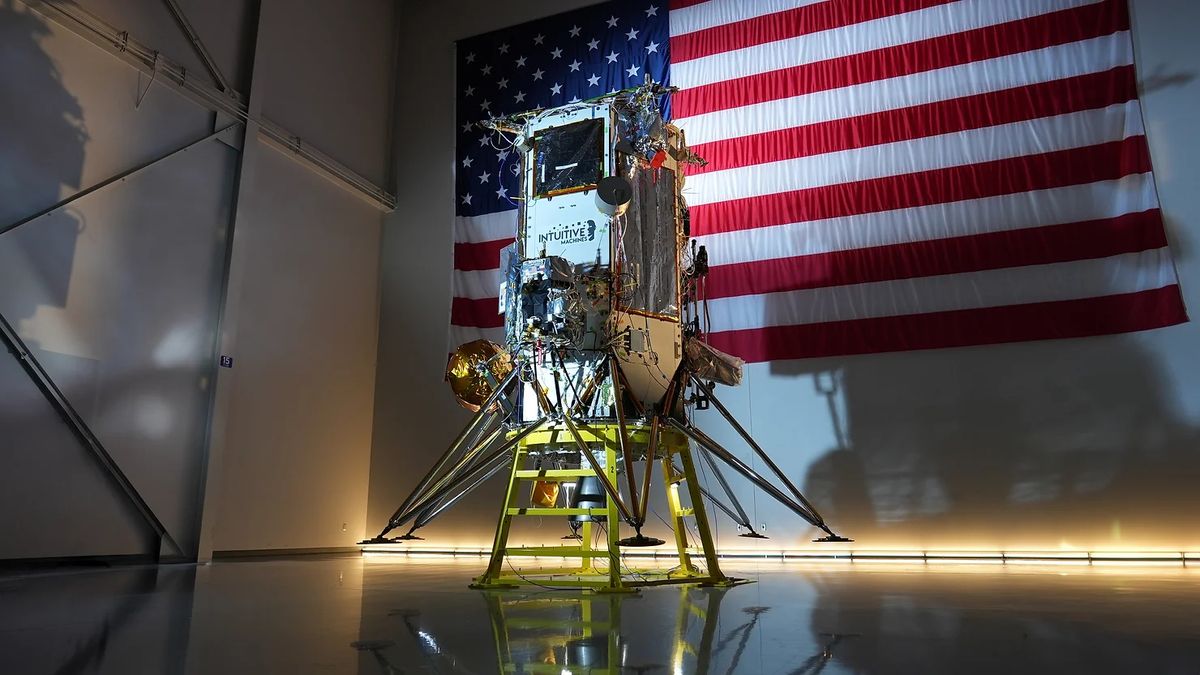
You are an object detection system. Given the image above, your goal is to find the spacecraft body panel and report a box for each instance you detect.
[488,91,687,427]
[522,106,613,266]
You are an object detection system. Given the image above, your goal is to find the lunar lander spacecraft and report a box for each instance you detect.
[365,81,849,591]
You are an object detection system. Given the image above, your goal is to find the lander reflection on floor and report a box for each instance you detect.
[358,587,847,675]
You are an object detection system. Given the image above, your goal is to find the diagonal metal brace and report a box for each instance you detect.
[0,312,180,556]
[383,417,548,539]
[376,369,518,537]
[694,448,756,532]
[160,0,232,93]
[1,124,241,237]
[689,375,831,527]
[669,419,837,537]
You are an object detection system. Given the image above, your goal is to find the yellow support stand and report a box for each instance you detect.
[471,422,738,592]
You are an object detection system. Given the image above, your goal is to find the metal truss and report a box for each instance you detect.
[18,0,397,211]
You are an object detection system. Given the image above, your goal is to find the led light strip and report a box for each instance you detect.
[360,545,1200,566]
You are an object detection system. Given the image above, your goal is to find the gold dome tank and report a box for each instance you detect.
[445,339,513,412]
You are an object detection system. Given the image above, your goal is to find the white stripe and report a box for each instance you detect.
[448,324,505,349]
[672,0,1099,89]
[454,210,517,244]
[684,101,1145,206]
[453,267,503,300]
[669,0,828,38]
[700,174,1159,265]
[674,32,1132,146]
[705,248,1178,331]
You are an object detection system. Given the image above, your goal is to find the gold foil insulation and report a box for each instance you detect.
[530,481,560,508]
[445,340,513,412]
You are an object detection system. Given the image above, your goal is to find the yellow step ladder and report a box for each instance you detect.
[471,422,733,592]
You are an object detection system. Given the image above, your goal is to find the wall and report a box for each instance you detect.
[0,0,392,559]
[199,0,393,555]
[370,0,1200,552]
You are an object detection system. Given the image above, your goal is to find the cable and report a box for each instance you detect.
[598,522,649,583]
[503,555,591,592]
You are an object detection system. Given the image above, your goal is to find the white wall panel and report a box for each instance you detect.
[0,1,238,558]
[1,0,391,559]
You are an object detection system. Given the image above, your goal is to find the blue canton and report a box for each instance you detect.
[454,1,670,218]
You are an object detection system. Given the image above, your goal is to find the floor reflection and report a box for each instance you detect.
[0,564,195,675]
[3,557,1200,674]
[350,558,1200,675]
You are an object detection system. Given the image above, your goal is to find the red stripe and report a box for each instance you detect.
[672,0,957,63]
[669,0,709,9]
[707,209,1166,300]
[673,0,1127,119]
[689,66,1138,175]
[455,237,514,271]
[708,285,1188,363]
[691,136,1153,237]
[451,296,504,329]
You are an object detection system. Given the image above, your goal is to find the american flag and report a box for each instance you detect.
[452,0,1187,363]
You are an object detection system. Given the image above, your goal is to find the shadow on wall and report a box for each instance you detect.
[769,332,1200,549]
[0,0,88,321]
[0,1,232,558]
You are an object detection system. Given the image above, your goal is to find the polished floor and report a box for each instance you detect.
[2,555,1199,674]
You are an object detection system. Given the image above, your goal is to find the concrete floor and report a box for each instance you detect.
[2,555,1199,674]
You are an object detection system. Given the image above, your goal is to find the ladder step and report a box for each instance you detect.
[513,469,596,481]
[504,546,599,557]
[506,618,611,630]
[677,507,695,517]
[507,507,606,517]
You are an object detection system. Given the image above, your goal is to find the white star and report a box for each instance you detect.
[626,64,640,78]
[478,171,491,184]
[514,91,526,103]
[568,59,581,72]
[587,73,600,87]
[462,156,474,168]
[480,98,491,111]
[606,16,618,28]
[465,52,476,63]
[568,25,581,38]
[550,47,563,59]
[496,185,508,199]
[626,27,639,41]
[550,82,562,95]
[515,55,526,68]
[497,78,509,89]
[587,38,599,51]
[481,64,492,75]
[478,134,490,147]
[646,41,659,54]
[568,96,581,103]
[498,43,509,54]
[645,5,658,17]
[534,33,545,45]
[463,85,475,97]
[460,193,472,205]
[605,51,619,64]
[461,121,473,132]
[497,148,510,161]
[532,68,545,81]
